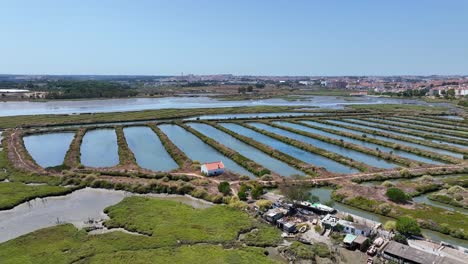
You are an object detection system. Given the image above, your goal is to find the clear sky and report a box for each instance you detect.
[1,0,467,76]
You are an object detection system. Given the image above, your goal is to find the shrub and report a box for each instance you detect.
[345,215,354,222]
[393,233,408,245]
[260,174,273,181]
[383,220,396,231]
[239,175,250,181]
[256,200,273,211]
[396,216,421,237]
[386,188,410,203]
[251,185,264,200]
[217,181,231,195]
[377,203,392,215]
[238,190,247,201]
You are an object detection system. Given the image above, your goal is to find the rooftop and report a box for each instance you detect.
[202,161,225,170]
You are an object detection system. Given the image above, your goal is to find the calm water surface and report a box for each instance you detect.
[158,124,253,176]
[296,121,443,165]
[23,132,75,168]
[221,123,358,174]
[187,123,304,177]
[81,129,119,167]
[251,122,398,169]
[0,187,213,243]
[0,96,447,117]
[123,127,178,172]
[327,120,464,159]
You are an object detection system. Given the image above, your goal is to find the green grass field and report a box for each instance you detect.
[0,182,72,210]
[0,197,282,264]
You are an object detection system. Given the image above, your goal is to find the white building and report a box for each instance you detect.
[200,161,225,176]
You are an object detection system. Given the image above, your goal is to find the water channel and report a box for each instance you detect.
[158,124,253,176]
[220,123,358,174]
[187,123,304,177]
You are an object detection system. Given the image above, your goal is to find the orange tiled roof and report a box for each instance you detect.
[203,161,224,170]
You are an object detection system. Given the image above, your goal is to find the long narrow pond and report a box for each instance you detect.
[297,121,443,165]
[80,129,119,167]
[123,126,178,172]
[23,132,75,168]
[187,123,304,177]
[390,117,468,132]
[158,124,253,177]
[309,187,468,248]
[327,120,464,159]
[250,122,398,169]
[352,118,468,145]
[369,117,468,136]
[220,123,358,174]
[0,188,213,243]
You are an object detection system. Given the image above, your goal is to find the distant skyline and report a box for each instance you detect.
[1,0,467,76]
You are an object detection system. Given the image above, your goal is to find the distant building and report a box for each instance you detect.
[200,161,225,176]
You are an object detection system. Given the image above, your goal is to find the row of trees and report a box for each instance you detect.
[41,81,138,99]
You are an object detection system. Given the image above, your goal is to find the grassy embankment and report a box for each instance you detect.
[207,122,317,176]
[0,141,73,210]
[409,116,467,127]
[63,128,86,168]
[362,117,468,139]
[0,197,282,264]
[293,120,462,164]
[260,121,415,169]
[115,126,138,167]
[347,104,448,112]
[179,122,270,177]
[332,189,468,240]
[309,119,467,157]
[344,118,468,146]
[241,122,377,172]
[147,123,191,169]
[387,116,468,132]
[428,185,467,209]
[0,105,301,129]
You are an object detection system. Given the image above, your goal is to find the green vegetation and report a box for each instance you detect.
[267,121,416,168]
[180,122,270,176]
[282,241,331,260]
[218,181,231,195]
[0,224,278,264]
[115,126,137,167]
[386,188,410,203]
[250,122,378,171]
[428,185,467,209]
[333,191,468,239]
[148,123,189,169]
[348,104,448,112]
[241,226,282,247]
[63,128,85,168]
[0,105,300,129]
[209,122,316,176]
[0,182,72,210]
[314,119,467,157]
[40,80,138,99]
[396,216,421,237]
[296,120,462,164]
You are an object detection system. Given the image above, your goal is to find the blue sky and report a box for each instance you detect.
[1,0,467,75]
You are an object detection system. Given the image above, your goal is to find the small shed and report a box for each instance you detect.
[353,235,370,251]
[264,208,286,224]
[343,234,357,249]
[277,218,297,233]
[201,161,225,176]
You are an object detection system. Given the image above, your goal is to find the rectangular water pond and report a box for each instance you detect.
[23,132,75,168]
[80,129,119,167]
[187,123,304,177]
[297,121,444,165]
[220,123,358,174]
[252,122,398,169]
[327,120,464,159]
[158,124,254,177]
[123,126,178,172]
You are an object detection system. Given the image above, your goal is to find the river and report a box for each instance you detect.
[0,96,451,117]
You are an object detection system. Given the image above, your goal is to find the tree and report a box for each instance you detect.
[218,181,231,195]
[386,188,410,203]
[279,185,311,202]
[238,87,247,94]
[251,185,264,200]
[396,216,421,237]
[247,86,253,92]
[238,190,247,201]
